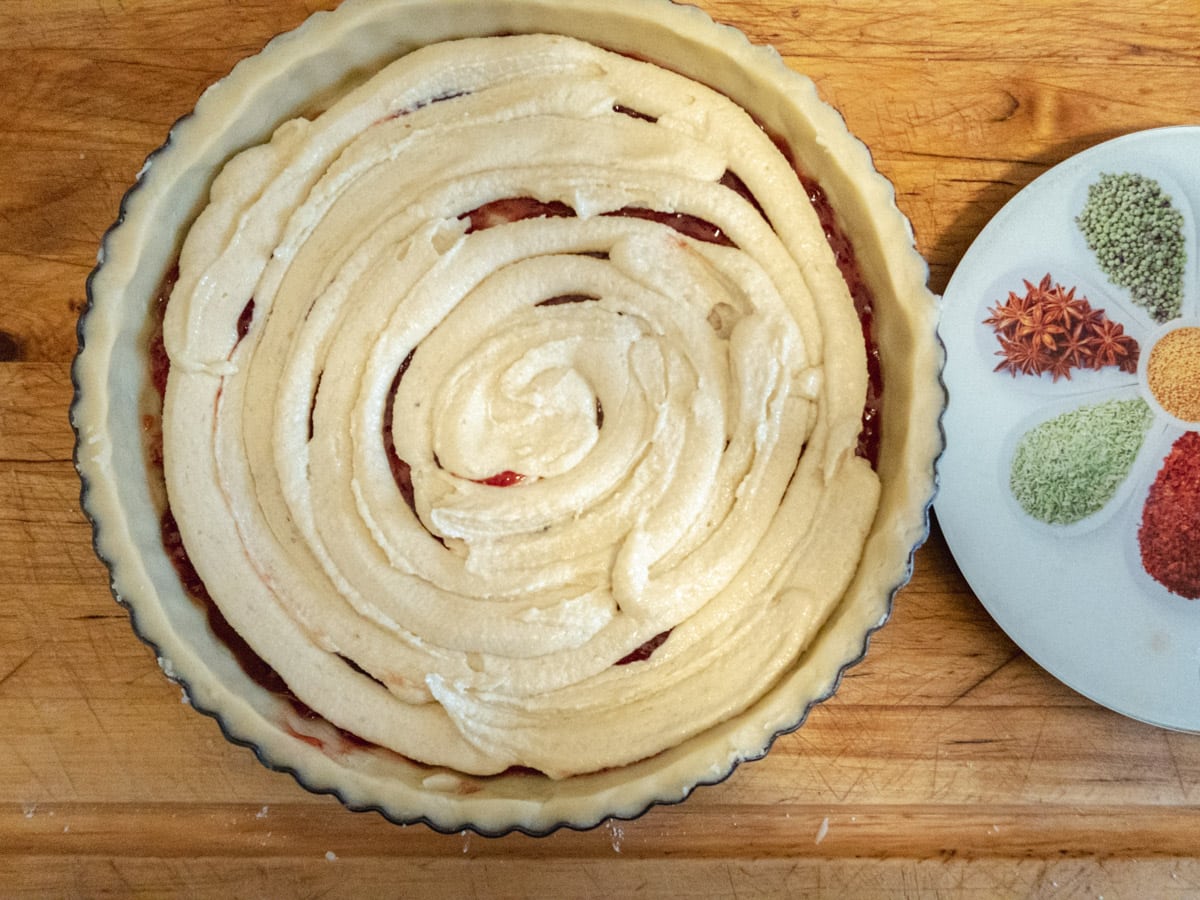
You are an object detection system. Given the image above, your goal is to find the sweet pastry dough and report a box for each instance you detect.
[74,0,942,832]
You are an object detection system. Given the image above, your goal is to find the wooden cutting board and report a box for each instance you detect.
[3,1,1200,896]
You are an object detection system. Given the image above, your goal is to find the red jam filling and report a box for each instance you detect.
[800,176,883,465]
[615,629,673,665]
[463,198,574,233]
[475,470,526,487]
[236,298,255,344]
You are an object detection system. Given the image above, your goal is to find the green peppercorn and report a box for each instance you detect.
[1076,172,1186,323]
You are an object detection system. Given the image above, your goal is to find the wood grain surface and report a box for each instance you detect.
[3,0,1200,897]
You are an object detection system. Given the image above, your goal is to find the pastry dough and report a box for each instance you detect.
[162,34,880,778]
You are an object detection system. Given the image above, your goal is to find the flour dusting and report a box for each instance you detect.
[815,816,830,844]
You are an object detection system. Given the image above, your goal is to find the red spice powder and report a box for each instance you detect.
[1138,431,1200,599]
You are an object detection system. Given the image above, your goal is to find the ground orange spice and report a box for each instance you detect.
[1147,327,1200,422]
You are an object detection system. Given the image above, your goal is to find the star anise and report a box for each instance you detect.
[1015,303,1067,350]
[1046,351,1078,383]
[983,274,1141,381]
[994,334,1052,376]
[1089,317,1138,370]
[1038,282,1090,330]
[983,289,1035,336]
[1057,321,1098,370]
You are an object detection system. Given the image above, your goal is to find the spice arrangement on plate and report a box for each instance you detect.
[973,163,1200,598]
[938,127,1200,732]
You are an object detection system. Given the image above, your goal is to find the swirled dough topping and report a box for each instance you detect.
[161,33,880,778]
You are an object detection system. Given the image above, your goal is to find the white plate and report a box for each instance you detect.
[936,126,1200,732]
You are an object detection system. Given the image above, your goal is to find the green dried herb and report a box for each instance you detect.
[1010,397,1154,525]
